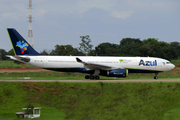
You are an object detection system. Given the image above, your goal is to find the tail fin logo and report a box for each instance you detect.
[16,41,29,54]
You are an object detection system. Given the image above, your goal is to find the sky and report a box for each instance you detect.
[0,0,180,53]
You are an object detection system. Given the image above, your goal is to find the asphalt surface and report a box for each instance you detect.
[0,79,180,82]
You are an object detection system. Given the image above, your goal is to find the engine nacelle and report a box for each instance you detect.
[107,69,128,77]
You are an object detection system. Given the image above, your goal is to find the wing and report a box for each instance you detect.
[76,57,122,70]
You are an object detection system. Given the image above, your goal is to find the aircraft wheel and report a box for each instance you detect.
[95,76,100,80]
[85,75,90,79]
[90,75,94,80]
[154,76,158,79]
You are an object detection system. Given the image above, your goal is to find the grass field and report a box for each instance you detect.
[1,82,180,120]
[0,60,34,68]
[0,70,180,79]
[0,60,180,120]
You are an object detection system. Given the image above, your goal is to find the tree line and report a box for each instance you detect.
[1,36,180,61]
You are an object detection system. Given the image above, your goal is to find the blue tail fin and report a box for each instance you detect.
[7,28,41,56]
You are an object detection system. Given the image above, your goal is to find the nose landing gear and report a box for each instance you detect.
[154,73,158,79]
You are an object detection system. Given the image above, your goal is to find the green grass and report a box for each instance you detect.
[1,82,180,119]
[171,59,180,66]
[163,102,180,120]
[0,82,65,120]
[0,60,35,68]
[37,107,65,120]
[0,70,180,79]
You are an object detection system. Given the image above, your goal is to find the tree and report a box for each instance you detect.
[6,49,14,55]
[79,35,93,56]
[50,44,74,55]
[40,50,50,55]
[141,38,178,60]
[50,44,83,56]
[73,48,85,56]
[95,42,119,56]
[119,38,143,56]
[170,42,180,57]
[0,49,7,60]
[140,38,159,57]
[88,50,96,56]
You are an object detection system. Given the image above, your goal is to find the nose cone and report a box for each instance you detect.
[172,64,175,70]
[164,63,175,71]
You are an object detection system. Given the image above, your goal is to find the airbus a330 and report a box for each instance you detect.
[7,28,175,79]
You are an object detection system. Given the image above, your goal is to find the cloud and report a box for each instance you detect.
[1,0,180,52]
[126,0,180,11]
[35,9,47,18]
[126,0,148,8]
[32,0,136,20]
[34,0,179,20]
[0,1,27,21]
[112,11,134,19]
[0,13,18,21]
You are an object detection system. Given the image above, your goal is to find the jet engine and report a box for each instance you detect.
[104,69,128,77]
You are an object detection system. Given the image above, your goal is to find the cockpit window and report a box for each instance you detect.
[166,62,171,64]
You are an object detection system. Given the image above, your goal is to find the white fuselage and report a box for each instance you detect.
[12,56,175,73]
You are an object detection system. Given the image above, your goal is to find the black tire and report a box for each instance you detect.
[95,76,100,80]
[85,75,90,79]
[154,76,158,79]
[90,75,94,80]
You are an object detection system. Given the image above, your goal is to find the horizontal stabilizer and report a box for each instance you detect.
[6,55,30,62]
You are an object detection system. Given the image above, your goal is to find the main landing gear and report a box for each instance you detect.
[154,73,158,79]
[85,75,100,80]
[85,69,100,80]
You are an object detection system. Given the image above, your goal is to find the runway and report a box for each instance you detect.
[0,79,180,82]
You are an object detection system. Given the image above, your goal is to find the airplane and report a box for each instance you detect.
[6,28,175,79]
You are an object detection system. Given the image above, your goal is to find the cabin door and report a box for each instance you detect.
[157,60,162,71]
[133,59,138,67]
